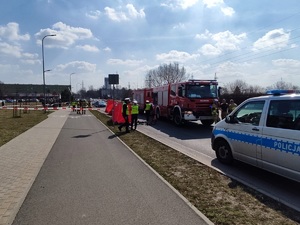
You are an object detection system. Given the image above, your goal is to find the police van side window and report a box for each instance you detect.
[267,100,300,130]
[234,101,265,125]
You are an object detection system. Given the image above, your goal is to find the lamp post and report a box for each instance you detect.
[42,34,56,108]
[69,72,75,105]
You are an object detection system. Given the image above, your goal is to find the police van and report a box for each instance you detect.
[211,90,300,182]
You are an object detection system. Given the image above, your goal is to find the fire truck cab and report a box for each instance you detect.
[153,80,219,126]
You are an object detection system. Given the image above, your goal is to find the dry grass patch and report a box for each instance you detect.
[0,109,50,146]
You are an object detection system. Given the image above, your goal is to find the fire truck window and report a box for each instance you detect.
[187,85,211,98]
[171,85,176,96]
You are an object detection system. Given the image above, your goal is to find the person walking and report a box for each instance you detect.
[144,100,153,125]
[220,98,228,119]
[131,100,139,130]
[228,99,237,113]
[118,98,131,133]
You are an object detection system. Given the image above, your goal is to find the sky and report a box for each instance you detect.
[0,0,300,92]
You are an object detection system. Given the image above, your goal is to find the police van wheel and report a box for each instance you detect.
[215,140,233,164]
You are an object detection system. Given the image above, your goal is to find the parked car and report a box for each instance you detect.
[93,100,107,108]
[211,90,300,183]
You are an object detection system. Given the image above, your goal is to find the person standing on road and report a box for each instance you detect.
[211,99,220,124]
[118,98,131,133]
[228,99,237,114]
[144,100,153,125]
[220,98,228,119]
[131,100,139,130]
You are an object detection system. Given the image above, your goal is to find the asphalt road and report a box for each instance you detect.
[12,111,211,225]
[137,117,300,212]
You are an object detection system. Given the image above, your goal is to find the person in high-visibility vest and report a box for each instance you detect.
[228,99,237,113]
[211,99,220,124]
[144,100,153,125]
[71,101,76,112]
[131,100,139,130]
[118,98,131,133]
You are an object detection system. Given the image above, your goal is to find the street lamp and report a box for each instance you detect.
[42,34,56,108]
[69,72,75,105]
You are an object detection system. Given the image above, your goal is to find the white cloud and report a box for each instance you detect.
[107,58,144,67]
[103,47,111,52]
[104,4,145,22]
[161,0,199,10]
[0,22,30,41]
[76,45,99,52]
[198,30,246,56]
[252,28,290,51]
[35,22,94,48]
[272,59,300,67]
[203,0,235,17]
[195,29,212,40]
[199,44,222,56]
[86,10,101,20]
[0,42,22,57]
[203,0,223,8]
[156,50,199,62]
[56,61,97,72]
[173,23,186,30]
[104,7,128,22]
[126,4,145,19]
[221,7,235,17]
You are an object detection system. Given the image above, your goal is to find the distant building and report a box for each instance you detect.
[0,83,70,100]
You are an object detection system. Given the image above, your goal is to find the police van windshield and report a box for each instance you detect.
[186,84,218,99]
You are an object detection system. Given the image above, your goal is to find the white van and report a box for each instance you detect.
[211,90,300,182]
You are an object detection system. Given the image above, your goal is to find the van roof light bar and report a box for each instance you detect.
[266,89,300,96]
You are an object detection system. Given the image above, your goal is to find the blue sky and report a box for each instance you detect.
[0,0,300,91]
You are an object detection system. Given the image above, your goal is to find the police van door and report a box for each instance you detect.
[228,100,265,167]
[263,100,300,181]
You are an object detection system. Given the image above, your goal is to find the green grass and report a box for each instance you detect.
[0,109,50,146]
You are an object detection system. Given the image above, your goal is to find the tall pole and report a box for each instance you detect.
[42,34,56,109]
[69,72,75,105]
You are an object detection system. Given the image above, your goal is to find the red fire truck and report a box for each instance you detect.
[133,79,219,126]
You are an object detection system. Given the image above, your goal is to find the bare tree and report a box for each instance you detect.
[226,79,248,94]
[266,80,299,90]
[248,85,265,94]
[145,62,188,87]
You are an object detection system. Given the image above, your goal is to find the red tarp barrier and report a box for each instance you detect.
[105,99,114,115]
[111,101,131,124]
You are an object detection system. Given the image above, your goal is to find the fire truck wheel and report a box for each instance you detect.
[173,112,182,126]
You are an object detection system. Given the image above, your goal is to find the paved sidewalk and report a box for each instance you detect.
[0,110,70,225]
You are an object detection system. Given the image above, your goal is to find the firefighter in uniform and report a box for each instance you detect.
[71,100,76,112]
[144,100,153,125]
[211,99,220,124]
[81,99,87,114]
[118,98,131,133]
[228,99,237,113]
[131,100,139,130]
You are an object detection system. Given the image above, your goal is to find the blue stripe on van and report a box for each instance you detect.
[213,128,300,156]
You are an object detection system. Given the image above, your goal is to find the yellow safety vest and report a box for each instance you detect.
[228,103,237,112]
[145,103,152,111]
[131,105,139,114]
[211,103,219,116]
